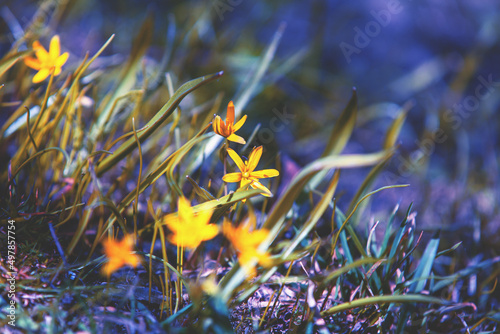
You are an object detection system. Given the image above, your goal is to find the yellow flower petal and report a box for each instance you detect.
[246,146,263,173]
[250,181,272,196]
[32,68,50,83]
[195,209,215,228]
[239,178,253,190]
[233,114,247,132]
[222,172,242,183]
[24,57,41,70]
[213,115,223,135]
[55,52,69,68]
[227,133,246,145]
[102,259,122,276]
[227,148,246,172]
[250,169,279,179]
[223,219,271,278]
[213,101,247,140]
[198,223,219,242]
[163,214,180,231]
[49,35,61,60]
[165,198,216,249]
[178,196,194,222]
[33,41,49,62]
[226,101,235,125]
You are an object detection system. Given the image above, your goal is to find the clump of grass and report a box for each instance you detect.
[0,3,499,334]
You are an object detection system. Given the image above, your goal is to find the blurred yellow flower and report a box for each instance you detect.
[101,234,140,276]
[24,35,69,83]
[223,219,270,277]
[164,197,218,249]
[222,146,279,196]
[213,101,247,144]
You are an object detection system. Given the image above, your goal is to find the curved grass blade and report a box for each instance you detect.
[320,294,444,316]
[347,104,409,216]
[308,88,357,191]
[186,176,216,201]
[263,151,390,232]
[323,88,357,157]
[90,17,153,139]
[95,71,223,176]
[332,184,410,260]
[334,206,354,264]
[280,170,340,260]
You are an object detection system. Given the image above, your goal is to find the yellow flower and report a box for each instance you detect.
[101,234,140,276]
[222,146,279,196]
[24,35,69,83]
[223,219,271,277]
[164,197,218,249]
[212,101,247,144]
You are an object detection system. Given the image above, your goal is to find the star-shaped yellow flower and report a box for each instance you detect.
[212,101,247,144]
[222,146,279,196]
[163,197,218,249]
[223,218,271,277]
[24,35,69,83]
[101,234,140,276]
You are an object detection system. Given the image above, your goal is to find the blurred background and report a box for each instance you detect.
[2,0,499,259]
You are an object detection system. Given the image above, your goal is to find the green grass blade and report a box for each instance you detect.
[408,232,440,293]
[322,88,358,157]
[280,170,340,259]
[263,150,390,232]
[308,88,357,191]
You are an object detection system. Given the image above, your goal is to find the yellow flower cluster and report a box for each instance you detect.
[161,101,279,276]
[24,37,278,279]
[100,98,279,278]
[214,101,280,197]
